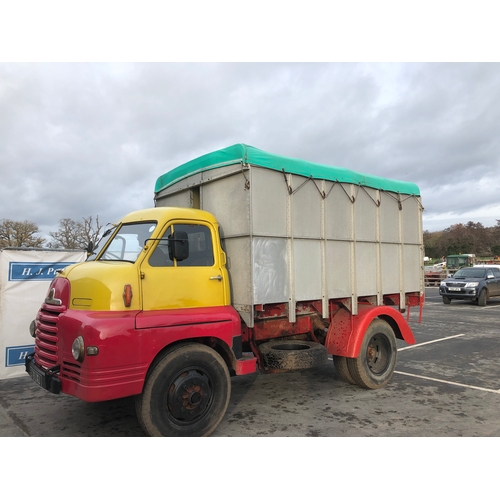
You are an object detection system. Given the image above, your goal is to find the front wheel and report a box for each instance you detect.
[442,295,451,304]
[347,319,397,389]
[477,288,488,307]
[136,343,230,437]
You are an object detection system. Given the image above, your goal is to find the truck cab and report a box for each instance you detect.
[26,207,253,408]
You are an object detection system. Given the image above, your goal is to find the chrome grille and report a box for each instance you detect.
[445,282,466,287]
[35,303,82,382]
[35,304,62,369]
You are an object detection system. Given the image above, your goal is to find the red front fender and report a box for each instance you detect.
[325,304,416,358]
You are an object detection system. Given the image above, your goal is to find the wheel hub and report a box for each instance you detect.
[167,369,212,422]
[366,335,390,374]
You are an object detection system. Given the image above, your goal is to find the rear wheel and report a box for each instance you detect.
[347,319,397,389]
[333,355,356,384]
[136,343,230,437]
[442,296,451,304]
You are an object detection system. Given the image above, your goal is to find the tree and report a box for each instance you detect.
[491,220,500,257]
[438,223,475,256]
[0,219,45,249]
[48,216,104,250]
[464,221,491,255]
[423,229,443,259]
[425,219,500,259]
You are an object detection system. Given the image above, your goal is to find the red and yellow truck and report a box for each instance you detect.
[26,144,424,436]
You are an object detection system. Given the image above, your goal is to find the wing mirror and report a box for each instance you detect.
[168,231,189,261]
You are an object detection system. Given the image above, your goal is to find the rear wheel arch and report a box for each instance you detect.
[327,305,414,358]
[377,314,403,341]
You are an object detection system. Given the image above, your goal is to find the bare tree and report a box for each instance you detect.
[49,216,104,250]
[0,219,45,249]
[81,216,105,249]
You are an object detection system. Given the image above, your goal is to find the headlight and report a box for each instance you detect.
[465,282,479,288]
[29,320,36,338]
[72,336,85,362]
[440,281,447,286]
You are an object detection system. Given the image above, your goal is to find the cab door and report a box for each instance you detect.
[489,268,500,296]
[140,220,226,311]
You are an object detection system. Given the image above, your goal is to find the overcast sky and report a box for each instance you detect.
[1,0,499,243]
[1,62,499,241]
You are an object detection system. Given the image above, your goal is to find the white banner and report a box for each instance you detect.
[0,249,87,380]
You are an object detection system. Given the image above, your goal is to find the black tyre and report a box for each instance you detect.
[260,340,327,371]
[136,343,230,437]
[477,288,488,307]
[347,319,397,389]
[442,296,451,304]
[333,355,356,384]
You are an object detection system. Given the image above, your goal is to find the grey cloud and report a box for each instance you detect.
[1,62,500,240]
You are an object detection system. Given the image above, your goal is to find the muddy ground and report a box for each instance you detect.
[1,287,499,437]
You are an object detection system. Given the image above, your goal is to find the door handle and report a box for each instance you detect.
[210,275,223,281]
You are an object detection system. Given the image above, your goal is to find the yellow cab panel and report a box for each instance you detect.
[140,214,229,310]
[60,207,229,313]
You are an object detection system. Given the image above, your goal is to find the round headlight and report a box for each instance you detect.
[29,320,36,338]
[72,336,85,362]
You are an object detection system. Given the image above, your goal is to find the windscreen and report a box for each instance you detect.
[453,268,486,279]
[97,222,157,263]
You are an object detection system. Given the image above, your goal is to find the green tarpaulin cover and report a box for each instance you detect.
[154,144,420,196]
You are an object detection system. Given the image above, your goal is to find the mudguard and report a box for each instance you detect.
[325,304,416,358]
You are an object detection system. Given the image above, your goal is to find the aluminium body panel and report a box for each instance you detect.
[293,239,323,302]
[155,160,423,327]
[325,240,353,299]
[253,237,289,305]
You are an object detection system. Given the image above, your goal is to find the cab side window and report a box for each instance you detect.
[176,224,214,267]
[148,224,214,267]
[148,227,173,267]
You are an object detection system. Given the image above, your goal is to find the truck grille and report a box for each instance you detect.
[35,304,62,368]
[35,303,81,382]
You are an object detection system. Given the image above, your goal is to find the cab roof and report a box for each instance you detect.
[119,206,218,225]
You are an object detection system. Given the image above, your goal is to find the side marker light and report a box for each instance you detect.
[123,284,133,307]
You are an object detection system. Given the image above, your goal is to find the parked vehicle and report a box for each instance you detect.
[446,254,476,276]
[439,266,500,306]
[25,144,424,436]
[424,263,447,286]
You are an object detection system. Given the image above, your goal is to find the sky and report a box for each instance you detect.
[1,4,499,244]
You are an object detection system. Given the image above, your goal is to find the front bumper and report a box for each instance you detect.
[25,353,61,394]
[439,285,478,299]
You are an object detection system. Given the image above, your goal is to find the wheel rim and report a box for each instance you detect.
[165,368,214,424]
[365,334,391,375]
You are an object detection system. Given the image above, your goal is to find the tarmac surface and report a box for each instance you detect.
[1,287,500,437]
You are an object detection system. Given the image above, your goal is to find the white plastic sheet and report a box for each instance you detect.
[0,249,86,379]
